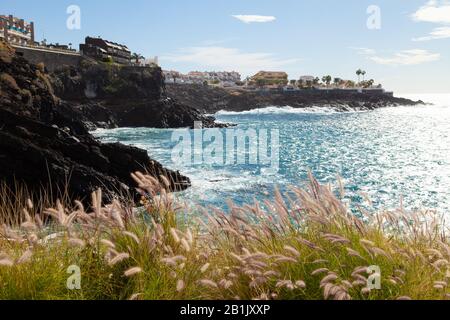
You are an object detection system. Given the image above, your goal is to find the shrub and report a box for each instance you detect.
[0,73,20,91]
[36,62,45,73]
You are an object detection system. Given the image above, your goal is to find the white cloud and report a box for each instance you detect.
[412,1,450,24]
[232,15,276,24]
[412,1,450,41]
[413,26,450,41]
[350,47,376,55]
[369,49,440,66]
[161,46,299,76]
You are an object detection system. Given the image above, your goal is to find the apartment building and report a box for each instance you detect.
[80,37,131,65]
[164,70,242,86]
[0,14,35,46]
[250,71,289,86]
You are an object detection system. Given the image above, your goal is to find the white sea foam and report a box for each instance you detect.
[215,105,350,116]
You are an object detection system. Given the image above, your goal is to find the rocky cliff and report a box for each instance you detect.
[0,41,190,204]
[50,60,224,129]
[166,84,424,114]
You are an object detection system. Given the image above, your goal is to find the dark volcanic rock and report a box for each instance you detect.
[0,40,190,204]
[0,109,190,203]
[166,84,425,114]
[114,98,228,128]
[51,60,164,102]
[0,41,58,122]
[51,61,226,129]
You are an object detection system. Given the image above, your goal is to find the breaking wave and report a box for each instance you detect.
[215,105,351,116]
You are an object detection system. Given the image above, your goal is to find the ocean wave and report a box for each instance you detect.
[215,106,346,116]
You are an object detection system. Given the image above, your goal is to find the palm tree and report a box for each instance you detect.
[131,53,144,65]
[322,75,332,87]
[334,78,342,87]
[356,69,363,83]
[361,70,367,82]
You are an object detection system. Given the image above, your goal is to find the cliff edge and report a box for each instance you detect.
[50,59,224,129]
[0,40,190,204]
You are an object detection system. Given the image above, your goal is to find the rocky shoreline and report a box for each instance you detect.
[166,84,425,114]
[50,61,227,130]
[0,41,194,204]
[0,39,426,205]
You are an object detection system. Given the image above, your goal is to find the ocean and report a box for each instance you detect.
[93,94,450,214]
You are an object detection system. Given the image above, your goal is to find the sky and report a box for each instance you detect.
[1,0,450,93]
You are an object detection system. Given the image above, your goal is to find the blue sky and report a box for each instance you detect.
[1,0,450,93]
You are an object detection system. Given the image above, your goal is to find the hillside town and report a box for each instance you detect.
[2,13,389,95]
[163,69,389,95]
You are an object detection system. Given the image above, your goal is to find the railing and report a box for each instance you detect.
[6,28,31,39]
[11,43,80,55]
[7,25,31,34]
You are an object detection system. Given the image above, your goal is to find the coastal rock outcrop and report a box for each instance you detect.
[0,40,190,203]
[0,109,190,203]
[0,41,59,123]
[50,60,226,128]
[166,84,424,114]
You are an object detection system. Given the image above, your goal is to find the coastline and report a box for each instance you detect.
[0,38,429,207]
[1,34,449,304]
[0,40,193,204]
[166,83,424,114]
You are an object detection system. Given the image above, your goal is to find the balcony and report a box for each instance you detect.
[7,27,31,39]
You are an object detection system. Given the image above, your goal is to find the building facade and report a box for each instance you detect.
[0,15,35,46]
[250,71,288,86]
[187,71,241,84]
[163,70,241,86]
[80,37,131,64]
[298,75,315,85]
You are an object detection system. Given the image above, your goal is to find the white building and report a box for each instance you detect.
[163,70,182,84]
[0,14,35,46]
[145,56,159,66]
[299,75,315,83]
[164,70,241,86]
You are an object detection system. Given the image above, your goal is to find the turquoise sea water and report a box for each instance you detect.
[93,94,450,213]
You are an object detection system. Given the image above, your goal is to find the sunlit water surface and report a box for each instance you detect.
[93,94,450,214]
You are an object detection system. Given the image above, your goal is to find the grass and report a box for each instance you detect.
[0,172,449,300]
[0,180,72,227]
